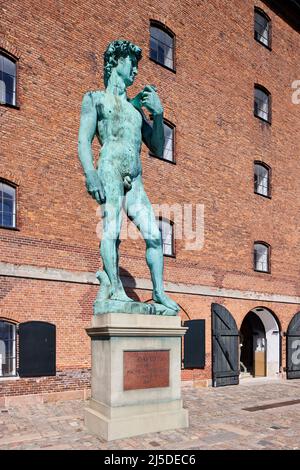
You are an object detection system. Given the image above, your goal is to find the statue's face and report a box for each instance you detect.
[116,54,138,87]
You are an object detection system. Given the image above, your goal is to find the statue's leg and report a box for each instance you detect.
[99,173,133,302]
[124,176,179,312]
[95,269,111,301]
[114,234,133,301]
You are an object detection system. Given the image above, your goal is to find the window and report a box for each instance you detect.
[150,22,175,70]
[254,8,271,48]
[0,321,17,377]
[254,162,270,197]
[254,86,271,123]
[0,320,56,379]
[162,121,175,162]
[150,120,175,162]
[254,242,270,273]
[0,181,16,228]
[0,53,17,106]
[158,218,174,256]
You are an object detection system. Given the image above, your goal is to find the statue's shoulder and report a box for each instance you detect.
[91,90,105,102]
[82,90,105,107]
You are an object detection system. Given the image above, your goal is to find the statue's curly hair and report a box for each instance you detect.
[103,39,142,87]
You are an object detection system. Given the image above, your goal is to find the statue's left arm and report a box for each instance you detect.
[133,85,165,157]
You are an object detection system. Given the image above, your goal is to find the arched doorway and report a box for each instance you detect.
[240,312,265,376]
[240,307,280,378]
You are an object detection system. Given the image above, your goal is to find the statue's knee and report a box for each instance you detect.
[100,232,118,253]
[153,227,162,246]
[102,222,120,241]
[146,234,162,249]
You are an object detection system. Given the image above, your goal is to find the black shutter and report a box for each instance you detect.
[183,320,205,369]
[212,303,240,387]
[19,321,56,377]
[286,312,300,379]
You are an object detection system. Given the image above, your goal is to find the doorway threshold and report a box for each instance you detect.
[239,375,282,385]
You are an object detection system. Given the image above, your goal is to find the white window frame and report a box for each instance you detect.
[254,163,270,197]
[0,181,16,228]
[162,121,175,162]
[158,218,174,256]
[254,9,271,48]
[0,52,17,106]
[254,86,271,123]
[150,23,175,71]
[0,321,17,378]
[254,243,270,273]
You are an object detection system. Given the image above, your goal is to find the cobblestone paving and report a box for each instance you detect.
[0,379,300,450]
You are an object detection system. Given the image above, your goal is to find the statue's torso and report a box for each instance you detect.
[92,91,143,179]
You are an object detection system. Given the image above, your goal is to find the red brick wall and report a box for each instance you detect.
[1,0,300,290]
[1,0,300,393]
[0,277,92,369]
[0,368,90,397]
[1,277,297,387]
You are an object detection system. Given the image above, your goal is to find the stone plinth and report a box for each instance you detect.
[84,313,189,441]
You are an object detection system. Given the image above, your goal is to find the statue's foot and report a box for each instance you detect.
[95,286,111,301]
[153,291,180,312]
[110,289,134,302]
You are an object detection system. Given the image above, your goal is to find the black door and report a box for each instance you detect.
[286,312,300,379]
[19,321,56,377]
[212,303,240,387]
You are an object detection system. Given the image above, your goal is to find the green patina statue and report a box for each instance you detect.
[78,39,179,316]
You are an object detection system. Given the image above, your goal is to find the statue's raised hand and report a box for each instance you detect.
[141,85,163,116]
[85,169,106,204]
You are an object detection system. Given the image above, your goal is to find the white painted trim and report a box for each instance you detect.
[1,261,300,305]
[252,309,280,377]
[0,262,97,284]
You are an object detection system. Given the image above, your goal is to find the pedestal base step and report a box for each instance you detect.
[85,405,188,441]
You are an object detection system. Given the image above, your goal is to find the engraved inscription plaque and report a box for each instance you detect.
[124,350,170,391]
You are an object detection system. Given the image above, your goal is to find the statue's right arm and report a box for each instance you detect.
[78,92,105,204]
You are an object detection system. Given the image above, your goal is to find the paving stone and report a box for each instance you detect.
[257,440,277,447]
[0,379,299,449]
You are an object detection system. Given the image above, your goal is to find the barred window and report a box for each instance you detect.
[0,321,17,377]
[0,53,17,106]
[254,163,270,197]
[254,242,270,273]
[0,181,16,228]
[254,86,271,123]
[158,219,174,256]
[254,9,271,48]
[150,23,175,70]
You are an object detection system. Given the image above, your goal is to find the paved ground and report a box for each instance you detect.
[0,378,300,450]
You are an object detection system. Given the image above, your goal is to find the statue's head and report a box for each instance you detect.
[104,39,142,87]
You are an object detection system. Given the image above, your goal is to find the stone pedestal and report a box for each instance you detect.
[85,313,189,441]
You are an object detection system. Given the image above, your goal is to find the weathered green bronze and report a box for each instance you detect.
[78,40,179,316]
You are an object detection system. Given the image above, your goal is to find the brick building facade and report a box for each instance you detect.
[1,0,300,400]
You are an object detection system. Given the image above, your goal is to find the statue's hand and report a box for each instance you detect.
[141,85,163,116]
[85,170,106,204]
